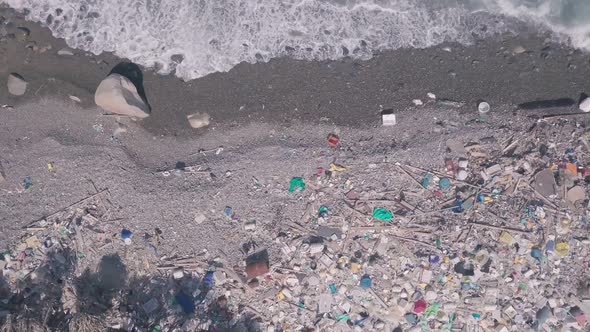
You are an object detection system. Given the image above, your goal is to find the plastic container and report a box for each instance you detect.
[478,102,490,114]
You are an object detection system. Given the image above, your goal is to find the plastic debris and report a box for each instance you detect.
[121,229,133,245]
[421,173,433,188]
[359,274,372,288]
[439,177,451,189]
[478,101,490,114]
[382,113,397,126]
[23,176,33,189]
[327,133,340,147]
[3,95,590,332]
[223,206,233,218]
[372,207,393,222]
[288,177,305,192]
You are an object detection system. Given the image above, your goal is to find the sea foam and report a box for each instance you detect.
[2,0,588,80]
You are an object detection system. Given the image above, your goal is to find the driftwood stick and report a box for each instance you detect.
[469,221,531,234]
[27,189,109,227]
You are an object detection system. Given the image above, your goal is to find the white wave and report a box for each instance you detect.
[1,0,507,80]
[1,0,588,80]
[479,0,590,50]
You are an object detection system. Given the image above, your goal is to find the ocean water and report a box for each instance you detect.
[2,0,590,80]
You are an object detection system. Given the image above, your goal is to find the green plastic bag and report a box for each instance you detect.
[289,177,305,192]
[372,207,393,222]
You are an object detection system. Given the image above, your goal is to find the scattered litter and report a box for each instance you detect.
[381,109,397,126]
[23,176,32,189]
[372,207,393,222]
[518,98,575,110]
[68,95,81,102]
[478,101,491,114]
[329,163,346,172]
[245,249,269,279]
[436,99,465,108]
[567,186,586,203]
[142,298,159,314]
[121,228,133,245]
[288,177,305,192]
[3,92,590,332]
[327,133,340,147]
[223,206,233,218]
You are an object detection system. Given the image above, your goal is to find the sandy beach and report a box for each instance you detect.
[0,4,589,332]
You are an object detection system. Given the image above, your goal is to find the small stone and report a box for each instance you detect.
[69,95,81,102]
[57,47,75,56]
[194,213,206,224]
[95,72,150,118]
[412,99,423,106]
[7,73,27,96]
[512,46,526,54]
[187,112,210,128]
[580,97,590,113]
[15,27,30,42]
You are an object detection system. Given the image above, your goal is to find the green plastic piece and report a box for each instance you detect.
[336,314,349,321]
[289,177,305,192]
[424,302,441,317]
[435,238,442,249]
[372,207,393,221]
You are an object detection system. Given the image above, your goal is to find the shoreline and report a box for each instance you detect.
[1,6,590,137]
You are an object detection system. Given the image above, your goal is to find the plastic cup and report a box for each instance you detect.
[478,102,490,114]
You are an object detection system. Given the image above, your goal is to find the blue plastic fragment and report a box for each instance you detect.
[203,271,215,287]
[360,274,372,289]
